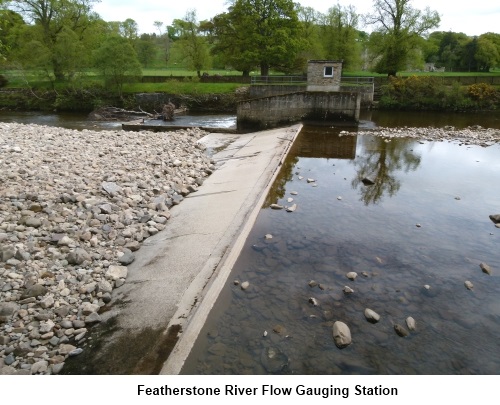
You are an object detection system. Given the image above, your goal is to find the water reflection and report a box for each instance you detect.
[182,125,500,375]
[351,136,421,205]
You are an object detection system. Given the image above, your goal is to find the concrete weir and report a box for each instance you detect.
[62,124,302,374]
[237,91,361,131]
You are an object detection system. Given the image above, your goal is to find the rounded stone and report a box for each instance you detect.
[332,321,352,348]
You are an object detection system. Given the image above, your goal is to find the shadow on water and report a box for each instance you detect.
[181,124,500,375]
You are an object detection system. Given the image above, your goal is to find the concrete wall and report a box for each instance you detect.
[249,85,306,98]
[339,85,374,107]
[250,84,373,108]
[237,91,360,131]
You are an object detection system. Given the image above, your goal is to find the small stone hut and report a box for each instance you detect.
[306,60,343,92]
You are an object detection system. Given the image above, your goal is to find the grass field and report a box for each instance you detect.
[1,67,499,94]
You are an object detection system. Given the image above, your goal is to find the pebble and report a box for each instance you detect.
[343,286,354,294]
[480,262,492,275]
[240,281,250,290]
[0,122,213,374]
[406,317,416,331]
[394,324,410,337]
[364,308,380,323]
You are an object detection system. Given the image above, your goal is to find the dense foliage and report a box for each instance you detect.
[380,76,499,110]
[0,0,498,91]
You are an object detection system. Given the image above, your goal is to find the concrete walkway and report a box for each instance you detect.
[63,124,302,374]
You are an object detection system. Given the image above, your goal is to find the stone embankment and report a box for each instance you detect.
[0,123,214,374]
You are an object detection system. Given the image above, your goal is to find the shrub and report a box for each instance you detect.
[466,83,498,109]
[380,76,499,111]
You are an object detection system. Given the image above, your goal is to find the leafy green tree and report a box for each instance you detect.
[153,20,171,65]
[8,0,100,79]
[293,6,323,72]
[475,35,500,72]
[120,18,138,41]
[93,35,142,97]
[135,34,157,67]
[365,0,440,76]
[210,0,302,76]
[171,9,211,76]
[320,4,361,70]
[1,8,25,61]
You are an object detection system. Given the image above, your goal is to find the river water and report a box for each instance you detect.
[180,114,500,375]
[1,109,499,375]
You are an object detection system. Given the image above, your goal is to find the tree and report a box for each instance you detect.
[320,4,362,70]
[210,0,302,76]
[172,10,211,77]
[8,0,100,79]
[365,0,440,76]
[93,35,142,97]
[1,9,24,61]
[475,35,500,72]
[120,18,138,41]
[295,5,323,69]
[135,34,157,67]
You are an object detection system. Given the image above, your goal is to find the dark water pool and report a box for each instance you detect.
[181,126,500,375]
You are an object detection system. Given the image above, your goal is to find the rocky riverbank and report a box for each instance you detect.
[341,125,500,146]
[0,122,215,374]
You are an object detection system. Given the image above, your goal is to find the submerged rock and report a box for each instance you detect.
[343,286,355,294]
[394,324,410,337]
[480,262,492,275]
[260,346,289,373]
[364,308,380,323]
[308,297,319,307]
[489,214,500,224]
[406,316,416,331]
[333,321,352,348]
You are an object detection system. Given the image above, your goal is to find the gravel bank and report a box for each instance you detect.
[0,122,214,374]
[342,125,500,146]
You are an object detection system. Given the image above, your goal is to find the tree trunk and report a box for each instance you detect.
[260,62,270,77]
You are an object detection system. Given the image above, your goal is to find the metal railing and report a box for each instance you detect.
[250,75,374,91]
[251,75,307,85]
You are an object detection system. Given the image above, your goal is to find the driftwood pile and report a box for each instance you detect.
[89,102,182,122]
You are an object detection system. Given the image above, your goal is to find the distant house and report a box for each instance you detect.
[425,63,445,73]
[307,60,343,92]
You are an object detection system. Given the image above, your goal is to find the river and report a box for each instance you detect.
[2,109,499,375]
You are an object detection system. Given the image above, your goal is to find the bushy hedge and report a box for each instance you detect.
[379,76,499,111]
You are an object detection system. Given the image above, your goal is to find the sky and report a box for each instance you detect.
[93,0,499,37]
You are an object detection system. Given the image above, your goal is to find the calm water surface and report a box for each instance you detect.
[182,125,500,375]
